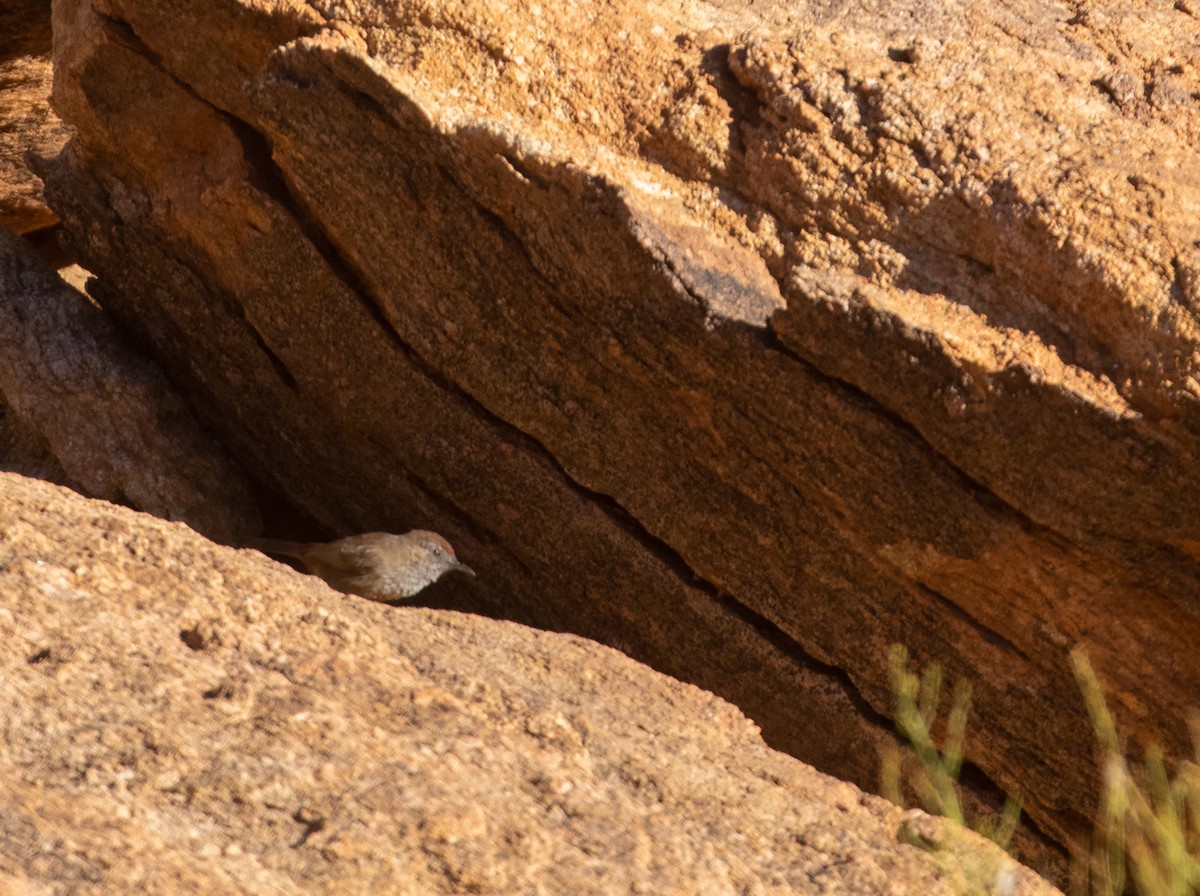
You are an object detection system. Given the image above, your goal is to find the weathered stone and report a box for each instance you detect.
[0,227,259,542]
[38,0,1200,874]
[0,472,1057,895]
[0,0,66,234]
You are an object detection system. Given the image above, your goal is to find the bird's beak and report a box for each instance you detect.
[455,560,476,577]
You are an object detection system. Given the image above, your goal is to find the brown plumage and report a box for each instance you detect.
[251,530,475,602]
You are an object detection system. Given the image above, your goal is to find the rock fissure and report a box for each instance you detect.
[21,0,1200,882]
[908,578,1034,665]
[762,322,1040,527]
[712,589,890,732]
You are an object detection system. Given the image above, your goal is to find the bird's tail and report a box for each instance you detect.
[247,537,310,559]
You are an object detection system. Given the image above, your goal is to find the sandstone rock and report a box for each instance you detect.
[37,0,1200,873]
[0,472,1057,894]
[0,0,66,234]
[0,227,259,542]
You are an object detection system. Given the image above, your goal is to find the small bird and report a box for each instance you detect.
[250,530,475,602]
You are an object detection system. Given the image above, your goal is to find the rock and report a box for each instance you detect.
[0,0,67,234]
[0,399,75,487]
[37,0,1200,873]
[0,472,1057,894]
[0,227,259,542]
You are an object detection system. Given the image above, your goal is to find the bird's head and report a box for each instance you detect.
[409,530,476,582]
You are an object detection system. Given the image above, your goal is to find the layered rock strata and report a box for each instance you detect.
[39,0,1200,866]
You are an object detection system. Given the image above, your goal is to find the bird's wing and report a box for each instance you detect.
[303,536,379,572]
[248,538,309,560]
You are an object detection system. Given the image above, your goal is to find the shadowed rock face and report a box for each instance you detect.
[36,0,1200,872]
[0,227,259,543]
[0,472,1058,895]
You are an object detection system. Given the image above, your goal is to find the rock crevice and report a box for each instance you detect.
[35,0,1200,872]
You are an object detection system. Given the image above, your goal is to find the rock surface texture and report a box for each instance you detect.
[0,472,1056,894]
[39,0,1200,871]
[0,0,66,234]
[0,227,259,543]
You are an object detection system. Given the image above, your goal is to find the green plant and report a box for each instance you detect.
[884,644,1025,895]
[885,643,1022,850]
[886,646,1200,896]
[1070,649,1200,896]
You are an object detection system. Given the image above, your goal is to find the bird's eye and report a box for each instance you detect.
[431,546,443,556]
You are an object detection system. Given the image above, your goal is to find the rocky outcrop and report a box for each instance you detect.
[37,0,1200,872]
[0,472,1056,894]
[0,0,66,234]
[0,227,258,542]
